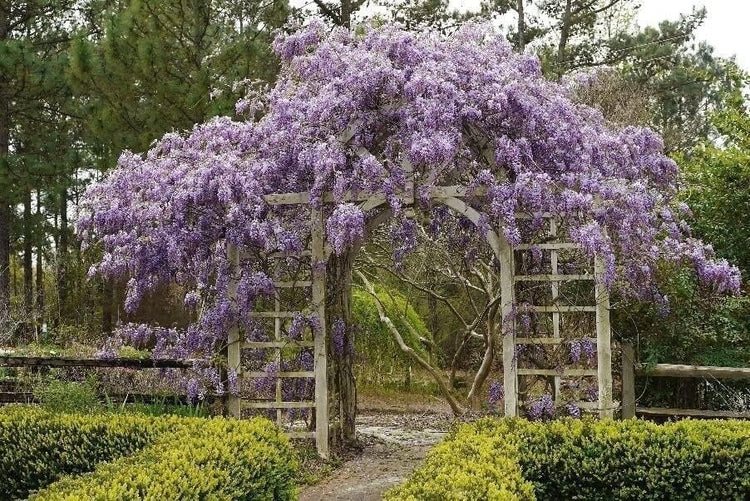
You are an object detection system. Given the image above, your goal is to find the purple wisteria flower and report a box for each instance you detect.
[77,21,740,388]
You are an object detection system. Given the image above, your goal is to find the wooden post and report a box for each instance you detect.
[311,207,329,459]
[499,236,517,417]
[594,256,613,418]
[621,343,636,419]
[226,243,241,418]
[550,219,561,404]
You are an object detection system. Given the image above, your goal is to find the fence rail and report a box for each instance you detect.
[0,356,194,369]
[0,355,198,406]
[622,344,750,419]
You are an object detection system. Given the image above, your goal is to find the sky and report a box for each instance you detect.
[449,1,750,70]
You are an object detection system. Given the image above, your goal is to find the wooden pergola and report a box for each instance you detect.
[222,176,613,458]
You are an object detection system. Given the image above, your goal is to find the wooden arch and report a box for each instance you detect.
[226,180,613,458]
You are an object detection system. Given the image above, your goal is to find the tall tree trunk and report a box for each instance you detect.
[23,190,33,322]
[326,251,357,445]
[102,278,114,334]
[517,0,526,51]
[35,190,44,321]
[57,186,68,324]
[0,7,10,314]
[557,0,573,77]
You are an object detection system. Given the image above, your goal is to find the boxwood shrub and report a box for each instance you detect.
[387,418,750,500]
[0,406,167,499]
[0,406,298,500]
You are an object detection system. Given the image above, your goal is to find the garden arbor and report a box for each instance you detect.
[79,23,740,460]
[226,171,614,458]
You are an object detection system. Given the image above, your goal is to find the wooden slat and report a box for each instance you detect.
[528,305,597,313]
[515,242,580,250]
[243,340,315,349]
[0,356,193,369]
[518,368,597,377]
[244,371,315,379]
[595,255,613,418]
[311,206,329,459]
[516,337,596,345]
[247,311,299,318]
[636,407,750,419]
[286,431,316,439]
[621,344,636,419]
[243,400,315,409]
[274,281,312,288]
[636,364,750,380]
[268,250,312,258]
[227,243,242,417]
[515,274,594,282]
[499,233,517,417]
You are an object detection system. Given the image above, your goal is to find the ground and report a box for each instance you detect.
[300,390,454,500]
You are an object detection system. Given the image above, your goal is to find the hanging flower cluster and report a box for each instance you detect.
[79,21,740,370]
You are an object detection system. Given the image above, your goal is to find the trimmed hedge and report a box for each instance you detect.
[0,406,298,500]
[0,406,166,499]
[387,418,750,500]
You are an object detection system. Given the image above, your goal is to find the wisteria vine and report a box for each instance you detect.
[79,22,741,400]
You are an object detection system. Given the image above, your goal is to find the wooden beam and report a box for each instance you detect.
[595,256,613,419]
[311,206,329,459]
[243,371,315,379]
[636,407,750,419]
[243,401,315,409]
[499,234,517,417]
[0,356,193,369]
[518,368,597,377]
[636,364,750,380]
[621,343,636,419]
[516,337,595,345]
[514,274,595,282]
[273,281,312,288]
[243,340,315,349]
[247,311,299,318]
[227,243,242,418]
[515,242,580,250]
[286,431,316,439]
[528,305,597,313]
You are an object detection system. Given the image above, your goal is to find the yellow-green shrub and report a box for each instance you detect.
[32,418,298,501]
[385,420,535,501]
[0,406,298,501]
[387,418,750,501]
[0,406,167,499]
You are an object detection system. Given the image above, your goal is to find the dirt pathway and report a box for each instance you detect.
[299,413,451,501]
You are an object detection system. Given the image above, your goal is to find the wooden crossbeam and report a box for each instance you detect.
[286,431,316,439]
[517,368,597,377]
[528,305,597,313]
[274,281,312,288]
[515,242,580,250]
[247,311,299,318]
[243,401,315,409]
[515,337,596,345]
[514,274,594,282]
[267,250,312,258]
[244,371,315,379]
[243,340,315,349]
[636,364,750,380]
[636,407,750,419]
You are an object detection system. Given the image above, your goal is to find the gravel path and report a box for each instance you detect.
[299,412,451,501]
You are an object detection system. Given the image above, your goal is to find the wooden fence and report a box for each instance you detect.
[0,355,195,405]
[621,344,750,419]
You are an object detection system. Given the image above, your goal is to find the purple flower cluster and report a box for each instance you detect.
[528,393,556,420]
[488,380,504,408]
[78,22,740,373]
[327,203,365,255]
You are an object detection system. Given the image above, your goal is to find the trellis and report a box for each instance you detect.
[224,184,613,458]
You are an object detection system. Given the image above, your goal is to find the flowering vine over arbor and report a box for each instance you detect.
[79,22,740,456]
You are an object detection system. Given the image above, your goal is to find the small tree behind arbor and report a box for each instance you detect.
[79,22,740,453]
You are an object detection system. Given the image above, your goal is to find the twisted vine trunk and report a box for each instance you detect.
[327,251,357,445]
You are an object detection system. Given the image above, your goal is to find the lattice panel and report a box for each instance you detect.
[506,215,613,418]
